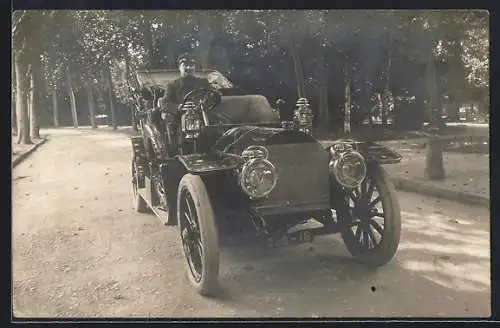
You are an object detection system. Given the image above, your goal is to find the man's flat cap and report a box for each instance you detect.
[177,52,196,64]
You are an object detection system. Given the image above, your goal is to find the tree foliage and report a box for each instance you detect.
[12,9,489,132]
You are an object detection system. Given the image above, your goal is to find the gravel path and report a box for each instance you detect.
[12,128,490,318]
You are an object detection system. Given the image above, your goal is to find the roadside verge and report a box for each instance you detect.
[12,137,48,168]
[391,176,489,208]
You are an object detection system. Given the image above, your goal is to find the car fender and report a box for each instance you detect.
[355,141,402,164]
[130,136,146,158]
[324,140,402,164]
[142,123,166,157]
[176,152,242,174]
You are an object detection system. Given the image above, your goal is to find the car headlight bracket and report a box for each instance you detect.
[329,144,367,189]
[239,146,278,199]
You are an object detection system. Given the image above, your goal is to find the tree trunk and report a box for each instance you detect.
[167,51,176,69]
[391,89,404,130]
[12,101,17,135]
[124,54,138,132]
[378,93,387,126]
[359,82,372,126]
[14,52,31,144]
[29,60,40,139]
[27,67,31,125]
[290,34,305,99]
[107,65,117,130]
[66,66,79,128]
[141,19,157,68]
[130,103,137,131]
[425,134,445,180]
[344,80,351,137]
[12,56,17,135]
[446,92,458,122]
[86,82,97,128]
[368,104,374,125]
[51,89,59,127]
[383,47,392,127]
[197,13,215,70]
[424,41,445,181]
[318,84,329,131]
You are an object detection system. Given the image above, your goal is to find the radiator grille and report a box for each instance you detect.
[252,142,331,214]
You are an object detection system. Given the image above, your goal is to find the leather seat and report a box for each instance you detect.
[212,95,280,124]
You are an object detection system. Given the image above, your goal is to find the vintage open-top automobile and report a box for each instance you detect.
[130,69,403,296]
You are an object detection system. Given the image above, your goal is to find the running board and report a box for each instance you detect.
[150,206,169,225]
[137,177,170,226]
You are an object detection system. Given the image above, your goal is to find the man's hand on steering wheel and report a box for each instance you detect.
[182,88,222,113]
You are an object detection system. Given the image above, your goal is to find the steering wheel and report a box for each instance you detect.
[182,88,222,113]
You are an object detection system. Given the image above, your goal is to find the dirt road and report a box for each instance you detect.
[12,128,490,318]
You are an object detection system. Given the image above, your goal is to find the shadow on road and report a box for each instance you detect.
[398,211,489,293]
[195,209,491,318]
[13,128,489,318]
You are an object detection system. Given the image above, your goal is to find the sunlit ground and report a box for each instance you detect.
[399,210,490,293]
[13,128,490,318]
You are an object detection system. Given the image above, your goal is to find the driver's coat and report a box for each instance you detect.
[160,75,211,114]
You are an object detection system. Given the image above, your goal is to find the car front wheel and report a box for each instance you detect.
[337,164,401,267]
[177,174,220,296]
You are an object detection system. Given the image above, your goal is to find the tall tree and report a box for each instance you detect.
[12,51,17,135]
[66,66,79,128]
[14,10,64,137]
[28,61,41,138]
[12,11,33,144]
[107,64,117,130]
[423,12,446,180]
[13,51,31,144]
[86,81,97,128]
[51,87,59,127]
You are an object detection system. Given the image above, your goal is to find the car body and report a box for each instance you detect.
[130,69,403,296]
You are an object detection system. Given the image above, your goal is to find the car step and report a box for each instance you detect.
[151,206,169,225]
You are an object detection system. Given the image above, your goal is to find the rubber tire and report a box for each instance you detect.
[340,164,401,267]
[177,174,220,296]
[132,160,148,213]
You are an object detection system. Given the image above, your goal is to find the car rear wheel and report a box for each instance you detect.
[338,164,401,267]
[177,174,220,296]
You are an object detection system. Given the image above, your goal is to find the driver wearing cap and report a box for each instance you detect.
[159,52,211,116]
[158,53,214,156]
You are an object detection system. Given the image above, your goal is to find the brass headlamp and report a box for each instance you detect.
[294,98,313,135]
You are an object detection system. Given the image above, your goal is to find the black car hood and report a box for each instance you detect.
[212,126,317,155]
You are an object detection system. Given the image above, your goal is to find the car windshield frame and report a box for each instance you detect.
[137,69,280,125]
